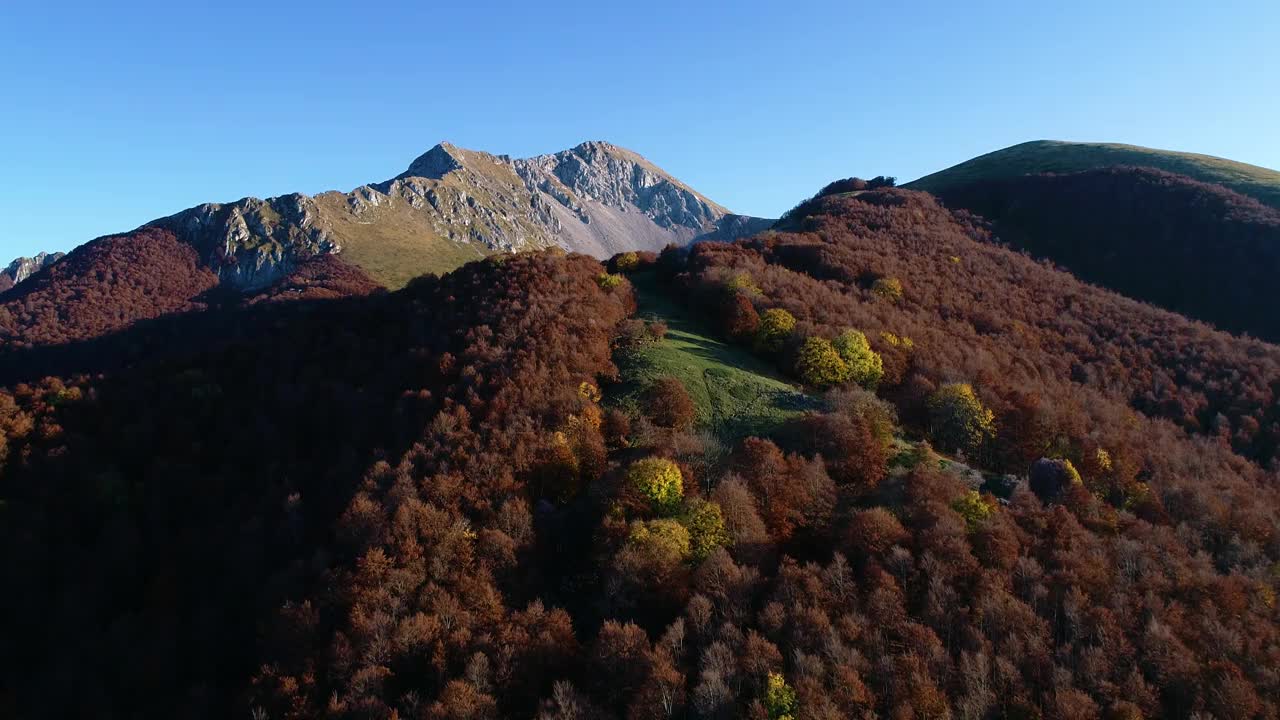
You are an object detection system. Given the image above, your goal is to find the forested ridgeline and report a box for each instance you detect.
[0,227,382,361]
[0,228,219,350]
[931,166,1280,342]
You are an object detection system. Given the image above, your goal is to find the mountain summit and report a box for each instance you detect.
[148,140,769,289]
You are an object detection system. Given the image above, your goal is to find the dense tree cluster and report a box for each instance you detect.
[0,228,382,361]
[790,328,886,391]
[0,228,220,349]
[0,252,631,717]
[934,166,1280,341]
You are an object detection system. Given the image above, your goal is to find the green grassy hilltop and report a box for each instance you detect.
[907,139,1280,210]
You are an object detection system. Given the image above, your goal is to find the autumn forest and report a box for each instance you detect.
[2,179,1279,720]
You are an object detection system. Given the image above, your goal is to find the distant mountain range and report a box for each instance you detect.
[148,140,770,290]
[1,140,769,296]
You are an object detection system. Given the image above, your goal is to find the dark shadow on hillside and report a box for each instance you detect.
[0,289,376,385]
[0,284,448,717]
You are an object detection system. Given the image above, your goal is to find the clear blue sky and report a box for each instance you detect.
[2,0,1278,259]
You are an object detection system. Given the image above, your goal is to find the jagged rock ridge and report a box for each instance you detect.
[149,140,771,290]
[0,251,65,292]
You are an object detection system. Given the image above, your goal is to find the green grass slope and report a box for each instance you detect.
[906,140,1280,210]
[610,271,820,438]
[314,193,488,289]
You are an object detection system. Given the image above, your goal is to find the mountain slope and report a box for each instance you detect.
[688,187,1280,465]
[907,139,1280,210]
[612,269,819,438]
[151,140,768,290]
[0,141,766,349]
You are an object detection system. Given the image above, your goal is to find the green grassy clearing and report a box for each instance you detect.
[610,271,821,439]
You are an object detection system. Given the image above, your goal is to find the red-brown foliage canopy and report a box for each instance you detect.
[0,228,219,349]
[790,411,888,491]
[684,189,1280,467]
[645,376,696,429]
[0,252,630,718]
[626,187,1280,718]
[0,229,381,357]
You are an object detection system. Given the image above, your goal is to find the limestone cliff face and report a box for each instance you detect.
[152,194,337,290]
[0,251,65,292]
[142,141,769,290]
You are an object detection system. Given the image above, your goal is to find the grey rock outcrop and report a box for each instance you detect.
[0,251,65,291]
[694,214,777,243]
[151,194,337,290]
[1029,457,1082,501]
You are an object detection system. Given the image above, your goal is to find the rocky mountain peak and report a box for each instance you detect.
[521,142,731,233]
[567,140,628,159]
[400,142,466,179]
[117,140,769,291]
[566,141,669,174]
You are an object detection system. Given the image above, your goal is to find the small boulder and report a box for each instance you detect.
[1029,457,1082,501]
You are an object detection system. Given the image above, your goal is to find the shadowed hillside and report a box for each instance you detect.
[930,166,1280,341]
[0,252,633,717]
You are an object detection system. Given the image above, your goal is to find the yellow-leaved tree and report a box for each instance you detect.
[927,383,996,458]
[796,336,850,387]
[628,457,684,514]
[832,329,883,388]
[754,308,796,353]
[679,497,730,562]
